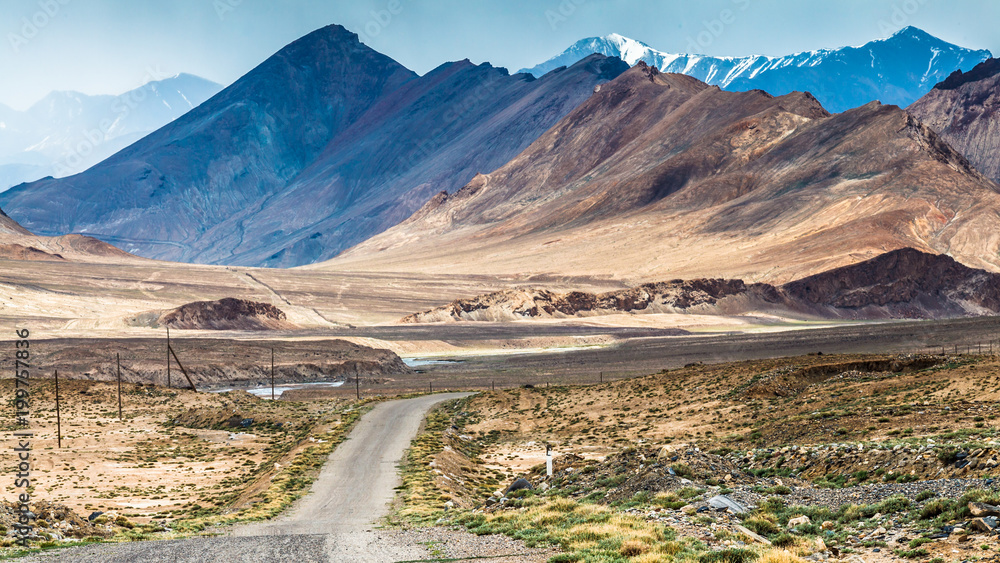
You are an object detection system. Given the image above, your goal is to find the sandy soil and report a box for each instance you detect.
[0,378,351,523]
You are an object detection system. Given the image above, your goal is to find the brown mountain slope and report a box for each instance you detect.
[0,206,140,263]
[909,58,1000,183]
[328,64,1000,284]
[401,249,1000,322]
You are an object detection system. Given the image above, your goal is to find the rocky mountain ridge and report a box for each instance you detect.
[334,64,1000,283]
[401,249,1000,322]
[909,58,1000,183]
[520,27,991,112]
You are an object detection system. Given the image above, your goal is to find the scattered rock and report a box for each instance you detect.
[708,495,748,514]
[789,515,811,528]
[735,524,772,545]
[969,502,1000,517]
[505,478,533,495]
[970,516,998,533]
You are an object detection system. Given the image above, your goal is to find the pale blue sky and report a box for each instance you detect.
[2,0,997,110]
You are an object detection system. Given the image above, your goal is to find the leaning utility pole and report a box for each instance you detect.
[166,344,198,392]
[54,370,61,448]
[117,353,123,421]
[166,326,171,388]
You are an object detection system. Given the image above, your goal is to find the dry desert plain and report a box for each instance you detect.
[4,254,1000,562]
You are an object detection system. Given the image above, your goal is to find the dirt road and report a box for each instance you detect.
[23,393,500,563]
[235,392,475,536]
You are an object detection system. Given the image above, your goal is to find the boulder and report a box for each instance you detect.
[788,515,811,528]
[504,478,533,495]
[969,502,1000,517]
[708,495,748,514]
[970,516,998,533]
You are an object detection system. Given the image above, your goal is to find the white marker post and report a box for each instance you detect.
[546,444,553,477]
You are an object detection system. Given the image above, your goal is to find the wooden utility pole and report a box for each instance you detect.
[54,370,61,448]
[355,376,360,400]
[166,326,171,388]
[117,353,123,421]
[166,344,198,391]
[271,348,275,401]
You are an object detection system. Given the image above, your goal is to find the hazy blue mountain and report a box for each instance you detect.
[519,27,992,112]
[0,25,417,261]
[0,25,626,267]
[0,74,222,191]
[190,54,628,267]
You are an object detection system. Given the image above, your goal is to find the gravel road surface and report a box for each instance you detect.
[20,392,557,562]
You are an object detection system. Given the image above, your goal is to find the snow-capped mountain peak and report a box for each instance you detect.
[519,28,991,113]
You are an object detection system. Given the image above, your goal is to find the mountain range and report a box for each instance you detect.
[519,27,991,113]
[0,74,221,191]
[330,63,1000,284]
[1,24,998,275]
[188,54,627,267]
[0,26,627,266]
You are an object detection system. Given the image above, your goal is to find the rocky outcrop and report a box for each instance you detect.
[159,298,295,331]
[401,249,1000,322]
[783,248,1000,318]
[909,58,1000,183]
[401,279,770,322]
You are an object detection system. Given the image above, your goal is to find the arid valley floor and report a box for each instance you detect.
[2,255,1000,562]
